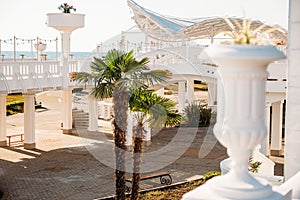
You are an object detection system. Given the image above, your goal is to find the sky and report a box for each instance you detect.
[0,0,288,52]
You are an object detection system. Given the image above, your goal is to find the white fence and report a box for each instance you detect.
[0,60,79,93]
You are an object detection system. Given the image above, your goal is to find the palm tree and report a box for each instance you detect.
[75,49,170,200]
[128,89,181,200]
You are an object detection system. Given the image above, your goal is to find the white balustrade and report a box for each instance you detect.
[0,60,80,93]
[69,60,80,73]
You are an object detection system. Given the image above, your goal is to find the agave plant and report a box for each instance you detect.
[224,18,280,45]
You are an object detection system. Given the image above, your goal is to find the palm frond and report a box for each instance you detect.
[129,89,181,129]
[91,82,114,100]
[74,72,93,84]
[137,69,171,86]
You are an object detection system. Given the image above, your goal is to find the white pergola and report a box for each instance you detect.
[128,0,287,43]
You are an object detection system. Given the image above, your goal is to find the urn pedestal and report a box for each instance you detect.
[182,45,286,200]
[46,13,85,133]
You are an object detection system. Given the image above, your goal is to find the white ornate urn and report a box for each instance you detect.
[182,44,286,200]
[34,43,47,52]
[46,13,85,59]
[34,42,47,61]
[46,13,84,32]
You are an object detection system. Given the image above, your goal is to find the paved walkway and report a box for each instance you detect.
[0,91,281,200]
[1,110,226,200]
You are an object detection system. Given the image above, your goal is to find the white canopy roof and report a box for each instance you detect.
[128,0,287,43]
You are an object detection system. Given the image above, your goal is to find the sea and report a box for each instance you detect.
[0,51,93,60]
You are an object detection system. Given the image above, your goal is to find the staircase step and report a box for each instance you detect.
[72,111,86,114]
[72,108,86,111]
[73,125,88,129]
[74,122,89,126]
[72,113,89,117]
[72,108,89,131]
[73,117,89,120]
[73,115,89,118]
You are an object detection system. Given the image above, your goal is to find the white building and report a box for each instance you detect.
[0,0,299,198]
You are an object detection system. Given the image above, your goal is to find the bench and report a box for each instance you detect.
[6,134,24,146]
[125,172,172,192]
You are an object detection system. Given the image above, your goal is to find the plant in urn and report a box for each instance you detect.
[182,18,286,200]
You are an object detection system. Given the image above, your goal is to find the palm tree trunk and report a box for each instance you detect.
[113,89,128,200]
[131,121,144,200]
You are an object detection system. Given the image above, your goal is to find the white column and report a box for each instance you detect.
[23,93,35,149]
[62,88,73,134]
[207,81,217,109]
[126,110,133,146]
[61,31,71,59]
[60,31,71,90]
[186,80,195,103]
[88,95,98,131]
[143,115,151,146]
[0,94,7,146]
[144,23,149,52]
[98,101,105,119]
[261,103,271,156]
[178,81,186,113]
[285,0,300,180]
[270,100,283,156]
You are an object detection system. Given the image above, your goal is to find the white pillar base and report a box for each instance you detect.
[24,143,36,150]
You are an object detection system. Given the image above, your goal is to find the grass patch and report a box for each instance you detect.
[6,93,24,103]
[135,179,205,200]
[6,94,24,115]
[127,171,221,200]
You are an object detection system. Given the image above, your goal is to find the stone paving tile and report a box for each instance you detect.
[0,93,228,200]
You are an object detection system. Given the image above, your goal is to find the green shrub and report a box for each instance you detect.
[6,101,24,115]
[183,102,212,127]
[6,110,17,116]
[202,171,221,181]
[248,156,262,173]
